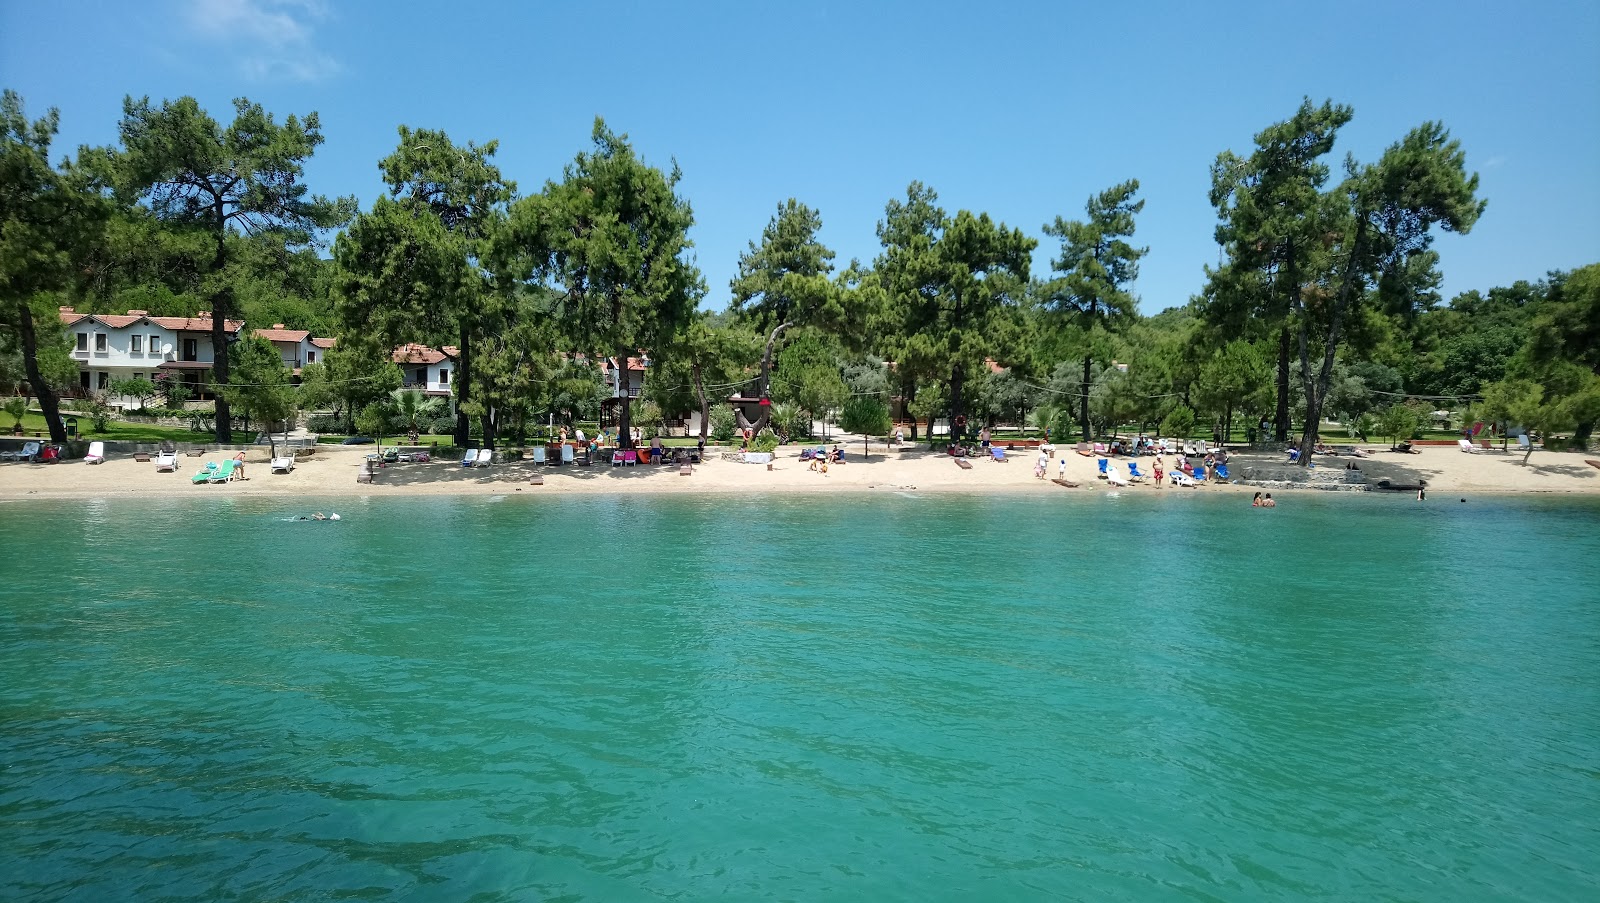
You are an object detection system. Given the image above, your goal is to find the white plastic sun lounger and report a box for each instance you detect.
[84,441,105,464]
[1458,438,1479,453]
[1105,464,1130,487]
[271,455,294,474]
[475,448,493,466]
[154,452,178,472]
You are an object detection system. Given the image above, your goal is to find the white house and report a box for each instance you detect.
[253,325,328,374]
[59,307,243,405]
[392,343,455,397]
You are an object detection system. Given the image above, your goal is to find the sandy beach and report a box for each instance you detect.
[2,442,1597,500]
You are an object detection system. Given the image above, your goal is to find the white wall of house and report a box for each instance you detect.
[68,316,230,406]
[402,362,453,395]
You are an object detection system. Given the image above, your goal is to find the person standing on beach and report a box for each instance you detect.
[1153,457,1164,487]
[980,426,991,450]
[1035,448,1049,479]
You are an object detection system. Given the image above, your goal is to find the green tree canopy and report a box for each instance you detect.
[1040,179,1146,440]
[114,94,354,442]
[493,118,703,449]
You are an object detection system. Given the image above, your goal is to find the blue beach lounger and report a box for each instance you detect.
[1214,463,1232,482]
[1097,458,1109,478]
[1193,464,1208,484]
[462,449,478,467]
[990,447,1007,462]
[1127,461,1146,481]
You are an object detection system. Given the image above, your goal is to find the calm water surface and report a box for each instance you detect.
[2,492,1598,901]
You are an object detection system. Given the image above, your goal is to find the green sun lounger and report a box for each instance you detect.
[191,462,218,484]
[207,459,236,483]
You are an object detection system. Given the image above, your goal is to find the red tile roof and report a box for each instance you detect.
[254,328,311,343]
[310,337,337,349]
[58,308,243,333]
[392,342,454,365]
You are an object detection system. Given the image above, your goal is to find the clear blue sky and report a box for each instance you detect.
[4,0,1597,314]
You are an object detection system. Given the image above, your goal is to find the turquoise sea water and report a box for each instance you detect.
[2,492,1598,901]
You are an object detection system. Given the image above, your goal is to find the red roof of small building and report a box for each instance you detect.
[392,342,455,365]
[310,337,337,349]
[254,327,311,343]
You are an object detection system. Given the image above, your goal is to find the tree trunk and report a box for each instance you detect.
[692,360,709,442]
[17,307,67,444]
[948,363,965,446]
[751,321,791,434]
[1299,221,1368,464]
[1275,324,1291,441]
[210,229,233,444]
[1223,401,1233,449]
[616,346,634,448]
[453,324,471,447]
[1079,354,1093,441]
[480,409,494,453]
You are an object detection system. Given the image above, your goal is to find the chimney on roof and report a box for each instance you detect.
[127,310,148,316]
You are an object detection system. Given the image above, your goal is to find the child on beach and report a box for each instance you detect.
[1057,458,1068,480]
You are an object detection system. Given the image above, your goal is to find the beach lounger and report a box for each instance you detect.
[954,457,973,469]
[133,452,151,462]
[1096,458,1108,479]
[679,463,693,475]
[612,450,625,466]
[1092,442,1108,456]
[990,447,1007,462]
[623,450,638,466]
[155,452,178,472]
[1170,471,1197,488]
[461,448,479,467]
[3,441,40,462]
[271,455,294,474]
[1213,463,1232,482]
[83,441,106,464]
[1106,464,1130,487]
[1458,438,1478,453]
[528,473,544,485]
[531,446,547,465]
[475,448,493,466]
[561,444,575,465]
[1193,464,1209,485]
[1075,442,1093,457]
[1126,461,1146,482]
[357,460,375,483]
[191,462,217,484]
[208,459,236,483]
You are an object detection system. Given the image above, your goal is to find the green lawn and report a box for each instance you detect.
[11,411,258,444]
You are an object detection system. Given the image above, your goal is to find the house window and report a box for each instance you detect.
[95,334,107,352]
[133,373,144,381]
[77,333,88,351]
[97,372,109,390]
[182,339,198,361]
[131,335,143,353]
[306,350,315,362]
[440,368,450,384]
[80,372,90,389]
[150,334,161,353]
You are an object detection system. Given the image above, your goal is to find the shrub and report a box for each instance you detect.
[1159,405,1196,440]
[427,411,457,435]
[839,395,891,438]
[4,397,26,429]
[750,428,780,454]
[307,413,344,433]
[709,405,737,442]
[1378,403,1424,447]
[84,396,113,433]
